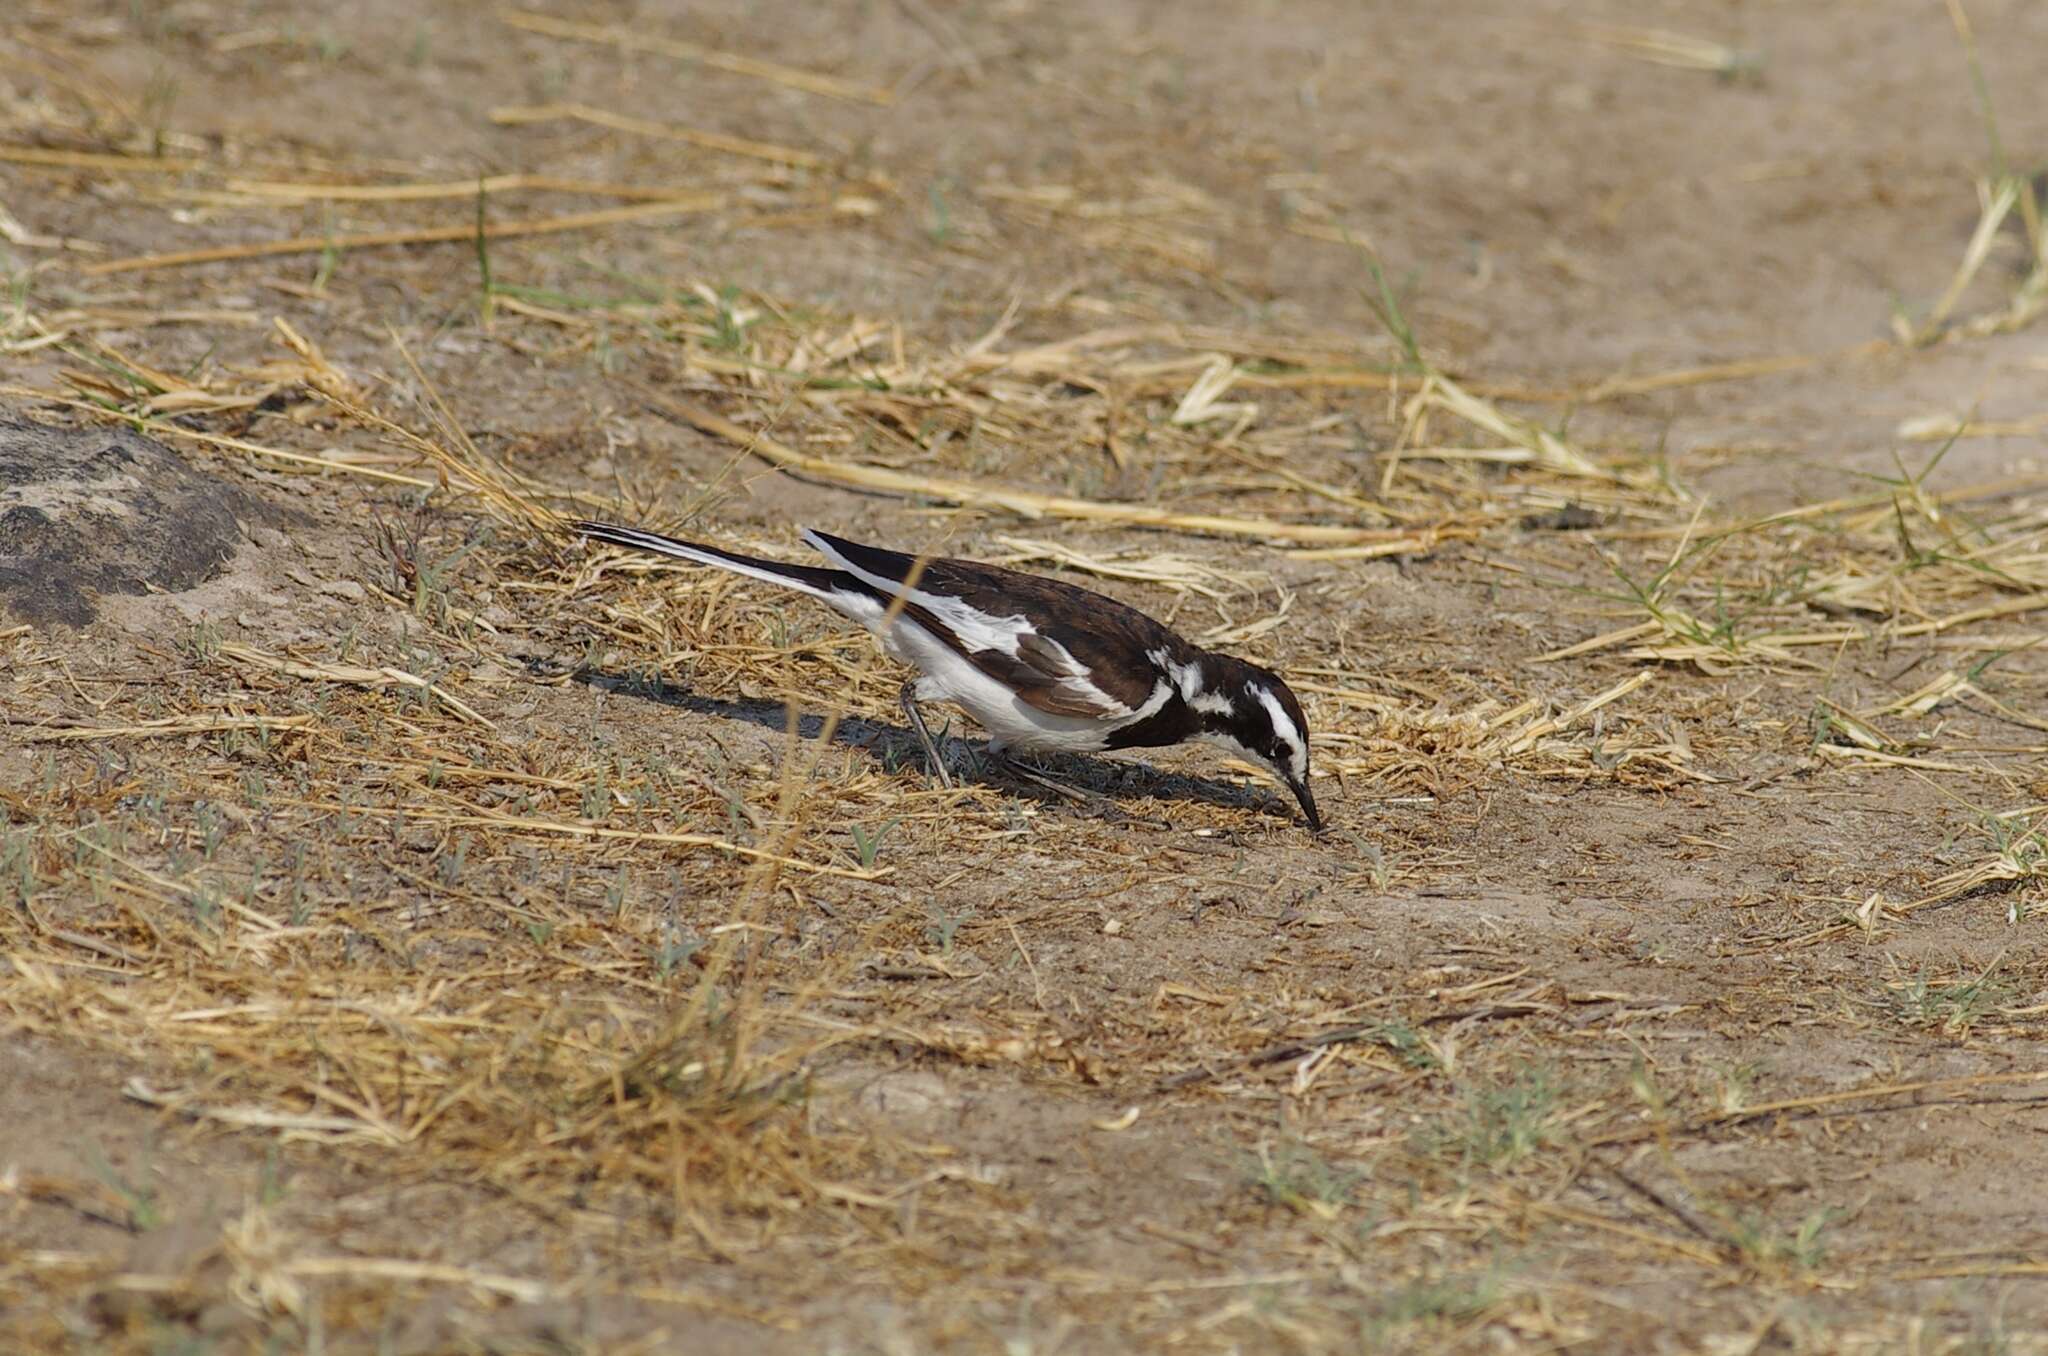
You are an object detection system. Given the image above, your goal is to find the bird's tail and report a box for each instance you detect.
[575,521,853,600]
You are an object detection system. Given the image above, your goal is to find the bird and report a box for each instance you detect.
[574,520,1322,830]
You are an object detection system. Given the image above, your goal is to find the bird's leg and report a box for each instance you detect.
[899,679,954,789]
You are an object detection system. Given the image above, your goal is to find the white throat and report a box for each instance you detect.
[1194,727,1284,787]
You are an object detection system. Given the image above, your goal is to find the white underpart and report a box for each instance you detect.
[1253,685,1309,782]
[880,604,1171,754]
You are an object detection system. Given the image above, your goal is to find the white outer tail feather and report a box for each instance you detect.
[585,524,843,603]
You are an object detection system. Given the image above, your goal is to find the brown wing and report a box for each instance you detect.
[809,532,1192,717]
[922,559,1193,715]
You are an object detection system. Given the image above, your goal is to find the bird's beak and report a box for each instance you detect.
[1290,778,1323,833]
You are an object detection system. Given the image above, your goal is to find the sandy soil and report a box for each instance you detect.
[4,1,2048,1351]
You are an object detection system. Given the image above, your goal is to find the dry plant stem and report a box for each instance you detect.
[612,532,945,1102]
[1921,176,2019,341]
[1158,999,1552,1091]
[79,197,724,277]
[630,382,1390,545]
[382,330,566,533]
[0,386,438,488]
[0,143,205,173]
[1579,345,1880,400]
[217,643,494,728]
[302,803,884,881]
[1609,469,2048,541]
[496,9,895,105]
[1590,1071,2048,1149]
[25,713,316,741]
[489,104,829,171]
[222,173,728,204]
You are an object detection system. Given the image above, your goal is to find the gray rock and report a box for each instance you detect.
[0,412,267,626]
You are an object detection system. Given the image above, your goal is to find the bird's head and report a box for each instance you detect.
[1195,656,1321,832]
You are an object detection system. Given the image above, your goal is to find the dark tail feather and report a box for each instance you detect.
[575,521,854,599]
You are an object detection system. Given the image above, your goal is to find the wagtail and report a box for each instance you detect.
[577,521,1322,830]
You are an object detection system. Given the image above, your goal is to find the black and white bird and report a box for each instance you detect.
[575,521,1322,830]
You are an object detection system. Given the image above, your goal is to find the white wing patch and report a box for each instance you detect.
[807,528,1033,646]
[1019,632,1133,717]
[1152,648,1234,718]
[1127,678,1174,723]
[1047,673,1129,716]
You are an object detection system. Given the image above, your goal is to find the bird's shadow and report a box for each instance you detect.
[571,667,1285,825]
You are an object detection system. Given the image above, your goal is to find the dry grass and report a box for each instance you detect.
[4,2,2048,1351]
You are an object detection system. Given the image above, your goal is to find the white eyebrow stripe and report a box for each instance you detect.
[1253,686,1308,780]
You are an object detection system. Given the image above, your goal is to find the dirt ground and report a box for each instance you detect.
[4,1,2048,1351]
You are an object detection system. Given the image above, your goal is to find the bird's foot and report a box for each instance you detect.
[988,753,1169,828]
[989,753,1095,805]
